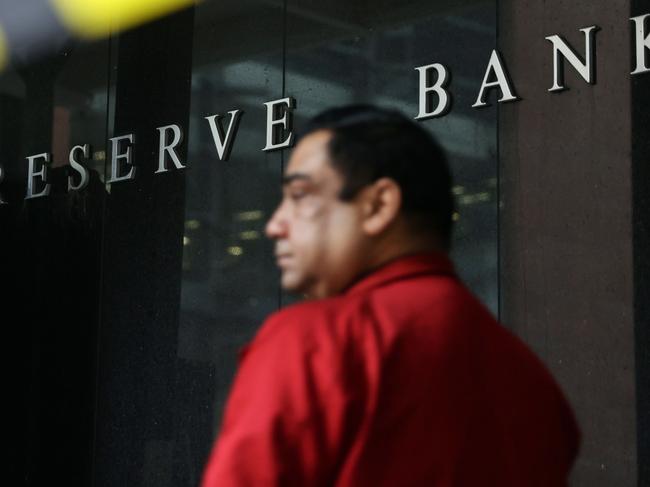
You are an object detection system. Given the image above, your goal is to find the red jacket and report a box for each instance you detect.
[201,252,580,486]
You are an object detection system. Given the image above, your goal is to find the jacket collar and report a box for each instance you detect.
[344,251,456,296]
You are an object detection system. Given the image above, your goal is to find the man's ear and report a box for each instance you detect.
[360,177,402,236]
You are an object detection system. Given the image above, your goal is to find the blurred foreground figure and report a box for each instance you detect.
[202,105,580,486]
[0,0,196,70]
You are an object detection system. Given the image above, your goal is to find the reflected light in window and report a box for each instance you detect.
[227,246,244,256]
[239,230,260,240]
[236,210,264,221]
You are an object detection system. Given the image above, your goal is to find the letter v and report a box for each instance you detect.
[205,110,243,161]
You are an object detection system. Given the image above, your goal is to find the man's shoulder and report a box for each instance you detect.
[254,272,479,349]
[364,268,491,328]
[248,296,351,350]
[264,296,344,324]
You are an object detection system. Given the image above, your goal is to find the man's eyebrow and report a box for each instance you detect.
[281,173,312,186]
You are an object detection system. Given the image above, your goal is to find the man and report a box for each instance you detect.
[201,105,580,486]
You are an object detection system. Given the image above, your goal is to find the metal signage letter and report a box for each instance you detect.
[546,25,599,92]
[631,14,650,75]
[263,97,296,152]
[25,153,51,199]
[414,63,451,120]
[205,110,243,161]
[108,134,136,183]
[472,50,519,108]
[155,124,185,173]
[68,144,91,191]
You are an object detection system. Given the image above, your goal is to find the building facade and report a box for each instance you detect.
[1,0,648,485]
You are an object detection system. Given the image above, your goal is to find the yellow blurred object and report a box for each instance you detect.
[50,0,198,38]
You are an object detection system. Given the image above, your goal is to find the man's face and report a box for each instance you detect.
[265,130,369,299]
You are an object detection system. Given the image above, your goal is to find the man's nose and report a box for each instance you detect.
[265,205,287,239]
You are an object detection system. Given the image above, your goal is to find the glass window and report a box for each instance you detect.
[3,1,498,484]
[0,39,110,485]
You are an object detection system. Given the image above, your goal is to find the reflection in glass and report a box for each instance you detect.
[1,0,499,484]
[0,39,109,486]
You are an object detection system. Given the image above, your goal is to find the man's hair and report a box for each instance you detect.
[299,104,455,249]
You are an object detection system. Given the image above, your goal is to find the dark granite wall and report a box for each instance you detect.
[498,1,644,485]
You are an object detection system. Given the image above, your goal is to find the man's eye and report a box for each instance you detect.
[289,191,307,200]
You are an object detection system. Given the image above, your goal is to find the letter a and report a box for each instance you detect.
[472,50,519,108]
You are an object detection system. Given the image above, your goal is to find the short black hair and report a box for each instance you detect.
[299,104,455,249]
